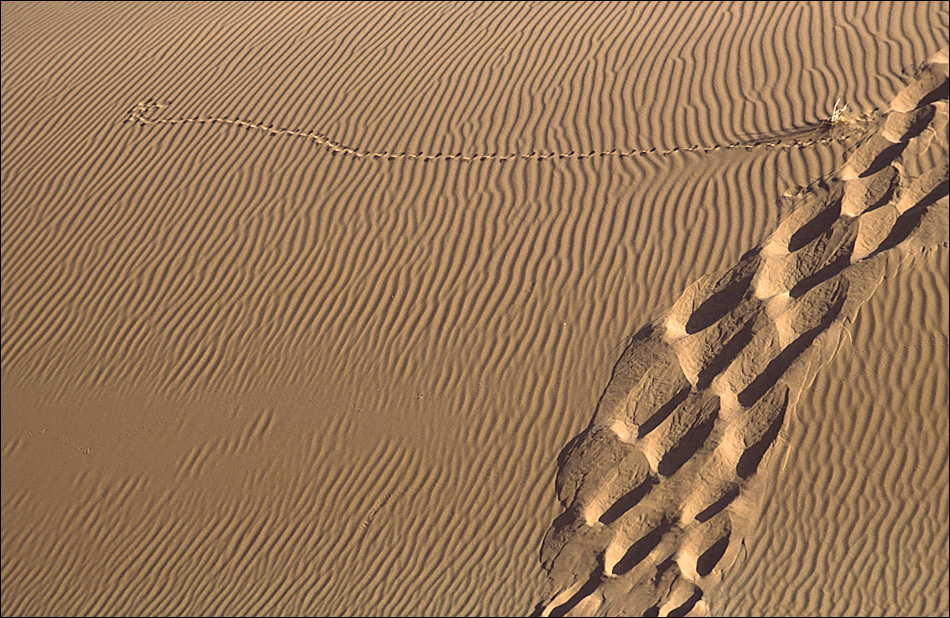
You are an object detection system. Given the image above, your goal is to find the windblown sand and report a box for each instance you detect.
[2,2,947,616]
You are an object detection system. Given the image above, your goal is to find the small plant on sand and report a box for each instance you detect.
[829,98,858,127]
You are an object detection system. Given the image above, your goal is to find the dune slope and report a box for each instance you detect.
[2,3,947,616]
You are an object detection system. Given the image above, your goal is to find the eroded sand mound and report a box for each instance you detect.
[538,48,949,617]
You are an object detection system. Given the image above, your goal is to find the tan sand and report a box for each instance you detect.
[2,2,947,616]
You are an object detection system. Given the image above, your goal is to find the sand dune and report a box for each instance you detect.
[2,2,948,616]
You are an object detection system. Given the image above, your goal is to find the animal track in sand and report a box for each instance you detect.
[125,99,874,163]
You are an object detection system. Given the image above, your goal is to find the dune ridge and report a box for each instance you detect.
[538,47,949,617]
